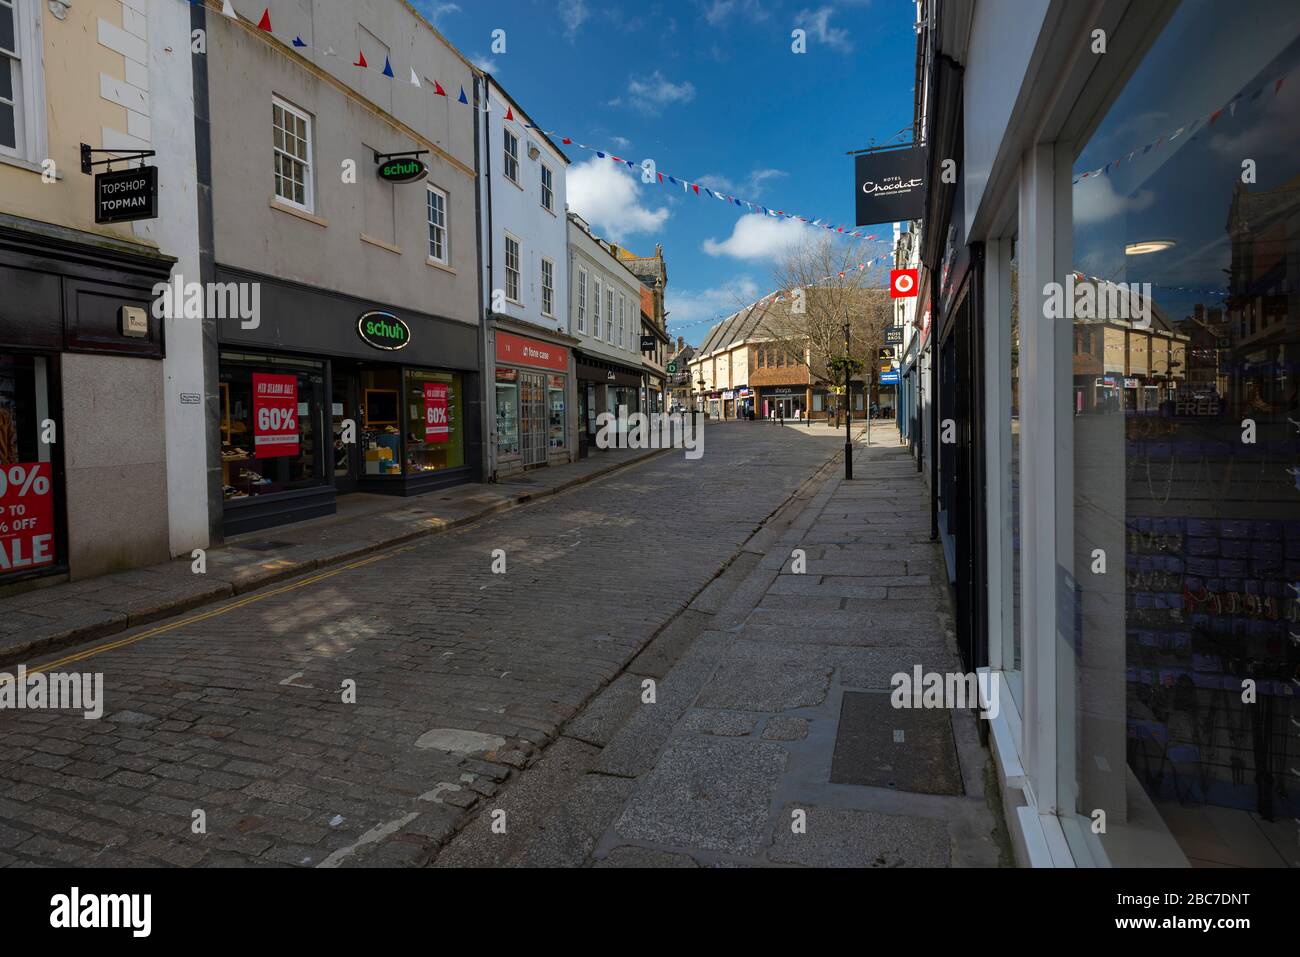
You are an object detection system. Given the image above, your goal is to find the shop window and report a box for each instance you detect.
[360,367,403,476]
[495,368,520,460]
[812,393,824,412]
[272,96,313,212]
[405,369,464,473]
[220,354,325,498]
[1067,0,1299,866]
[0,354,58,578]
[548,375,566,450]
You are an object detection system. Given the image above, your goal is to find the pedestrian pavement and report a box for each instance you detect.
[433,422,1013,867]
[0,446,669,668]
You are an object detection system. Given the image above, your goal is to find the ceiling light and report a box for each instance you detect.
[1125,240,1175,255]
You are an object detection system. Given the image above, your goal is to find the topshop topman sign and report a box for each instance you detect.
[854,147,926,227]
[94,166,158,224]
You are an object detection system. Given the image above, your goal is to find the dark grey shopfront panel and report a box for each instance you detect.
[215,266,479,370]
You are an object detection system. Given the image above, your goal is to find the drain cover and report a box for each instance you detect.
[829,691,962,795]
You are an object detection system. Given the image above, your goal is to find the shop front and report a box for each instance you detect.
[0,218,173,587]
[759,385,809,422]
[493,328,573,476]
[217,266,481,536]
[576,352,642,454]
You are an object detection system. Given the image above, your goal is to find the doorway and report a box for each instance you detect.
[519,370,547,468]
[331,365,359,492]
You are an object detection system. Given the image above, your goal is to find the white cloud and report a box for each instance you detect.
[420,2,461,26]
[700,0,770,26]
[667,277,761,328]
[611,71,697,116]
[796,6,853,52]
[1072,174,1155,225]
[703,214,811,261]
[610,135,632,150]
[567,157,670,243]
[696,168,787,199]
[472,54,500,74]
[560,0,591,40]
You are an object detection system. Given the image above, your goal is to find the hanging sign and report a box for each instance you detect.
[253,373,299,458]
[854,147,926,226]
[376,156,429,184]
[424,383,449,442]
[884,328,903,345]
[94,166,158,224]
[0,463,55,573]
[639,335,656,352]
[890,269,919,298]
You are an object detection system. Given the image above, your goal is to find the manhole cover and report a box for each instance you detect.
[235,540,295,552]
[829,691,962,795]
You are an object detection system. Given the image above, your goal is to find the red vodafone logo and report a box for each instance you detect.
[890,269,919,298]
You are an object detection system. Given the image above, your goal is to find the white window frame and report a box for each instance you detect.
[540,163,554,212]
[426,184,449,265]
[503,127,520,185]
[541,257,555,317]
[606,288,615,344]
[592,277,602,339]
[503,233,521,304]
[576,266,588,333]
[272,95,314,213]
[0,0,46,167]
[618,293,627,349]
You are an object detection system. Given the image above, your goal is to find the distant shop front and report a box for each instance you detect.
[576,352,641,455]
[493,328,574,476]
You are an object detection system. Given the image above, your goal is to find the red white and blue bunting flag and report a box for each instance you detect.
[207,1,889,237]
[1071,68,1291,185]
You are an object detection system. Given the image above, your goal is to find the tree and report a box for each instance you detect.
[758,236,893,390]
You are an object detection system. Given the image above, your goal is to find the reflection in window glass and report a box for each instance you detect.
[220,354,325,498]
[1069,0,1299,866]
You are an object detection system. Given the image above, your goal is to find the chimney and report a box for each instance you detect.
[677,336,684,351]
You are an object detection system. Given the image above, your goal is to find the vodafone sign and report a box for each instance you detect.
[890,269,919,299]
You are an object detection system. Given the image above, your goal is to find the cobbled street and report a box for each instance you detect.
[0,424,852,868]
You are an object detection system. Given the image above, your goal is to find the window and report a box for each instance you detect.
[541,163,554,212]
[272,96,313,211]
[576,267,588,333]
[219,353,326,498]
[426,186,448,264]
[548,374,566,450]
[593,278,602,339]
[503,128,520,184]
[405,370,465,473]
[0,0,20,152]
[606,288,615,344]
[618,294,626,349]
[0,353,59,578]
[495,369,520,459]
[0,0,42,161]
[504,235,521,303]
[541,258,555,317]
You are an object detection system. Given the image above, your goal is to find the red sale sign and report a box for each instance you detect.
[424,383,449,443]
[0,462,55,573]
[253,373,299,458]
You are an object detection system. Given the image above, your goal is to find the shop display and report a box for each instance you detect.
[496,370,520,459]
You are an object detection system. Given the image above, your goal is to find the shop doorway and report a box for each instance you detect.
[770,396,796,420]
[519,370,547,468]
[331,366,359,493]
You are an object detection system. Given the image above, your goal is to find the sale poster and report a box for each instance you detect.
[253,373,299,458]
[424,383,449,443]
[0,462,55,573]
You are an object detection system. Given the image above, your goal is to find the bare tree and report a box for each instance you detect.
[759,236,893,396]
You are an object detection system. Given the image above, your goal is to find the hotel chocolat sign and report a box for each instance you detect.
[358,311,412,350]
[94,166,158,224]
[854,147,926,227]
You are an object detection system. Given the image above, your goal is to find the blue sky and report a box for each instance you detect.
[413,0,917,345]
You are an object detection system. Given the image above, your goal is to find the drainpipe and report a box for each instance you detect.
[479,75,497,482]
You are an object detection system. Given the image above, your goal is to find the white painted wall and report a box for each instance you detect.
[479,79,570,334]
[567,218,644,367]
[128,0,207,556]
[962,0,1049,230]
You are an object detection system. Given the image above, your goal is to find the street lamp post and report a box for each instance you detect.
[843,321,853,480]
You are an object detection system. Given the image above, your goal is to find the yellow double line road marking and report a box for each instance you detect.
[8,545,416,679]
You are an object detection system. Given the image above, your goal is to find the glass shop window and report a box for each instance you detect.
[220,354,326,499]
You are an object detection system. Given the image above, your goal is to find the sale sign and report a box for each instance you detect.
[253,373,299,458]
[0,462,55,573]
[424,383,449,443]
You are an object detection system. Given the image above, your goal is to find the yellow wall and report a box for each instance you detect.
[0,0,145,244]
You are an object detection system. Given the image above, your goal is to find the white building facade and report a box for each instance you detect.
[477,75,575,477]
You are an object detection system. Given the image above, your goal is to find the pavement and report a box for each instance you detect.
[432,422,1014,868]
[0,444,669,668]
[0,421,877,868]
